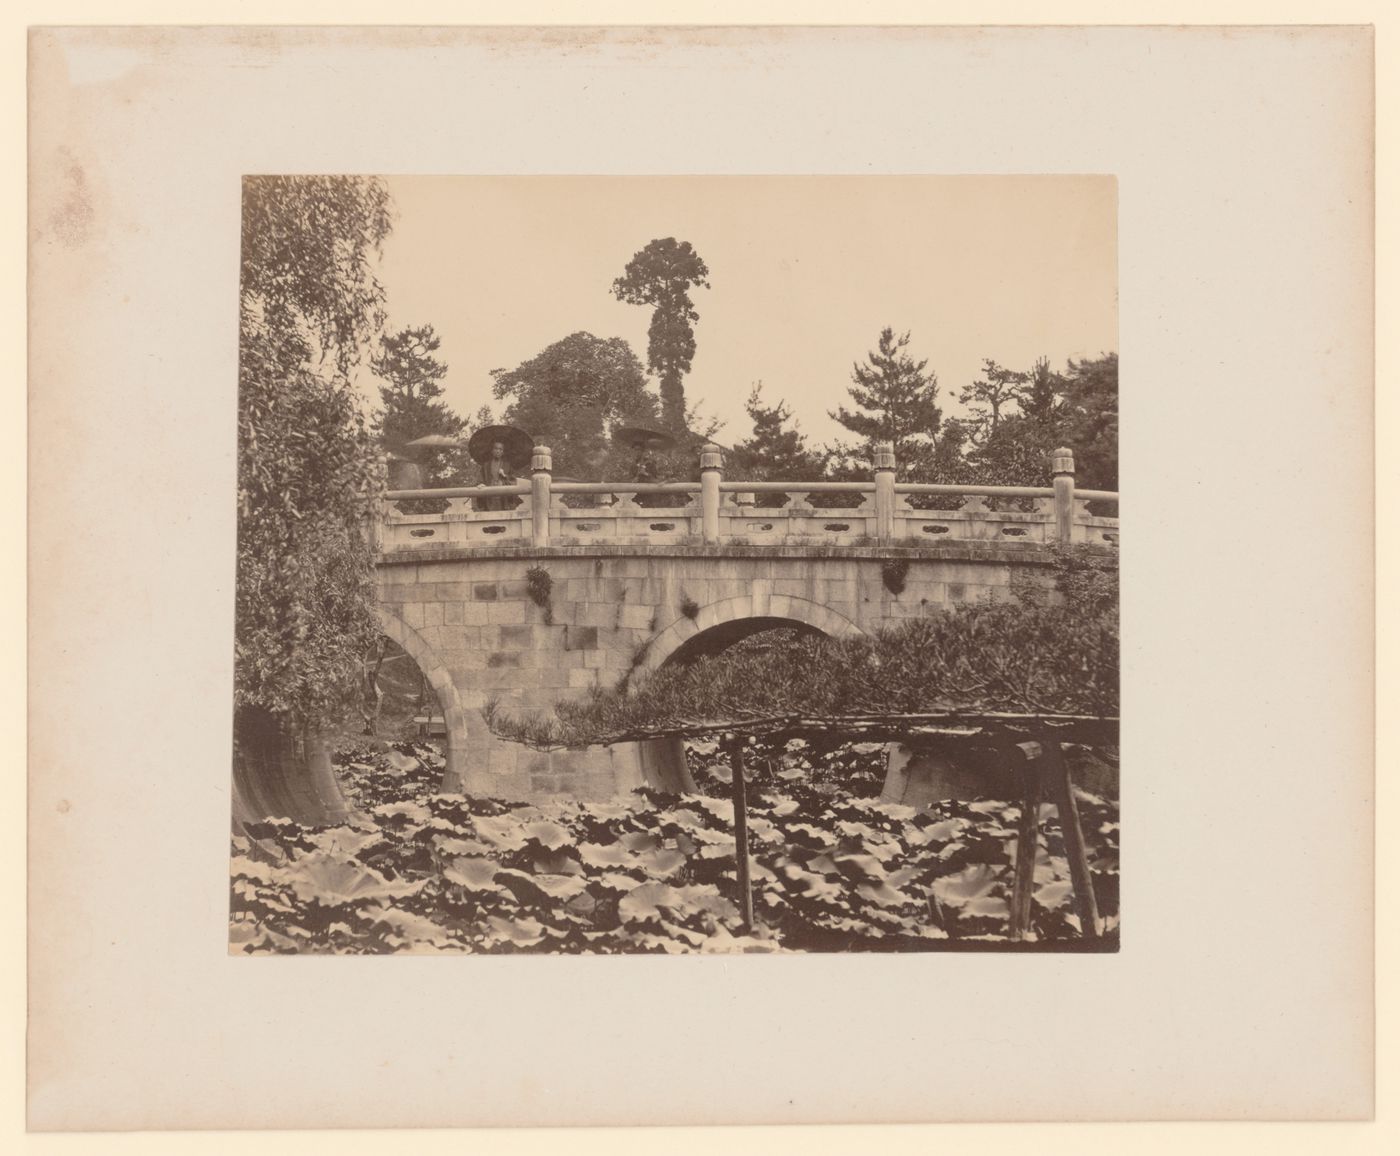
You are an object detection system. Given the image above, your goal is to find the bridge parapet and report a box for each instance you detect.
[374,443,1118,555]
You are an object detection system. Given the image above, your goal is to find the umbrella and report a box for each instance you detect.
[613,425,677,453]
[404,434,465,450]
[466,425,535,469]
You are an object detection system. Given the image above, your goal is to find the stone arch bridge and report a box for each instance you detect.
[371,444,1119,803]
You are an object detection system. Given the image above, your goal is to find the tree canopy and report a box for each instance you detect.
[1057,353,1118,490]
[830,327,943,474]
[490,331,661,479]
[611,238,711,432]
[728,383,827,482]
[371,324,473,486]
[958,359,1028,445]
[236,175,392,724]
[240,175,394,377]
[963,353,1117,490]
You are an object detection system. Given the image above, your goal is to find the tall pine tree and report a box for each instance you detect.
[730,383,825,481]
[830,327,942,473]
[611,238,710,432]
[958,359,1028,445]
[371,324,472,485]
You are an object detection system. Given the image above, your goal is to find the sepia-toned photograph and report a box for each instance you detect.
[229,174,1120,955]
[26,17,1379,1130]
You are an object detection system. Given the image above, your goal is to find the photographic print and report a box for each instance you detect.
[230,175,1119,956]
[29,20,1376,1129]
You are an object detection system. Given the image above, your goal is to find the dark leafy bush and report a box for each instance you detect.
[525,565,554,624]
[487,597,1118,750]
[880,557,910,595]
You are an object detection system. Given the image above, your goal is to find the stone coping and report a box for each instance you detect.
[375,540,1076,568]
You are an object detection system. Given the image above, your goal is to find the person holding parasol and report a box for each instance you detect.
[613,425,676,508]
[466,425,534,512]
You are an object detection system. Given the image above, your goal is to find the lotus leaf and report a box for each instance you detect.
[471,814,531,851]
[486,915,547,946]
[521,820,573,851]
[579,841,635,869]
[443,856,504,892]
[286,853,425,905]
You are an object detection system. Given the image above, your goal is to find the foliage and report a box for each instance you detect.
[486,597,1119,750]
[961,354,1117,491]
[1016,356,1063,433]
[880,557,911,595]
[965,413,1057,487]
[525,565,554,624]
[830,327,942,473]
[611,238,712,432]
[230,740,1118,954]
[1011,543,1120,615]
[371,324,473,486]
[490,331,661,479]
[1057,353,1118,491]
[958,359,1028,445]
[240,175,394,377]
[729,383,827,481]
[679,593,700,620]
[236,175,393,724]
[352,640,442,742]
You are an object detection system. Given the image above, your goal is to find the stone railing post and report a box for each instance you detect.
[531,444,552,546]
[700,442,723,544]
[873,440,896,540]
[1051,446,1075,543]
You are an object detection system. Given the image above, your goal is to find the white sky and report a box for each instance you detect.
[364,175,1117,448]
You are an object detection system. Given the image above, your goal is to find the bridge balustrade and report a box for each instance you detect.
[373,443,1118,553]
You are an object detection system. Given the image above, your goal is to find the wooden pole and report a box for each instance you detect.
[1008,754,1043,941]
[728,740,755,932]
[1041,739,1101,938]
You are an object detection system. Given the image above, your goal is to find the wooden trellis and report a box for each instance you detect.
[546,710,1117,942]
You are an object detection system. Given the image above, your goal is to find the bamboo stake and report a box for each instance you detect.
[1041,739,1101,938]
[1009,755,1043,941]
[728,740,755,933]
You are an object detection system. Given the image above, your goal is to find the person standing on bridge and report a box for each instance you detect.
[477,441,515,512]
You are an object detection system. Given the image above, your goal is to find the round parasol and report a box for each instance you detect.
[466,425,535,469]
[404,434,465,450]
[613,425,677,453]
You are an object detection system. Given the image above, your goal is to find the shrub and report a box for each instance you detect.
[880,557,910,595]
[525,565,554,624]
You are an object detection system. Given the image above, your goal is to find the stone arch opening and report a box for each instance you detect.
[361,635,447,737]
[663,616,825,667]
[642,593,864,673]
[626,596,866,795]
[375,608,468,791]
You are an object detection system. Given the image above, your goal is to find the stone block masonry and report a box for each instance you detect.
[373,543,1063,802]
